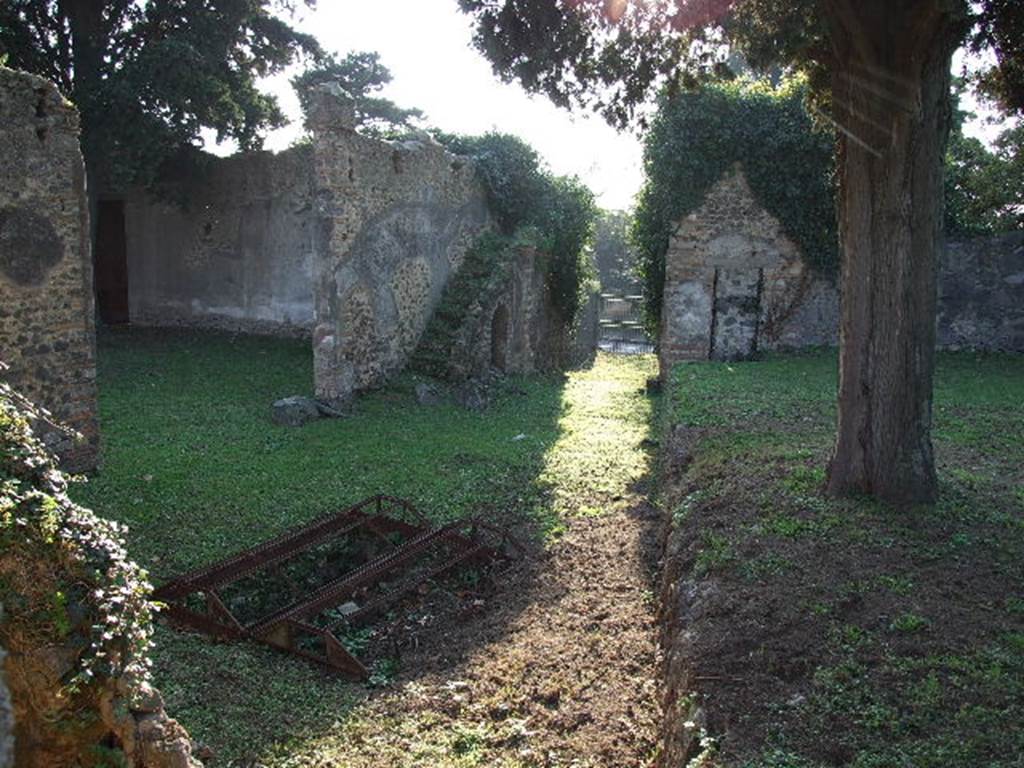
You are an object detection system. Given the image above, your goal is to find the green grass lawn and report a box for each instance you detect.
[663,350,1024,767]
[72,328,656,766]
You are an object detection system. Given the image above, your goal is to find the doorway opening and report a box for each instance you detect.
[95,199,129,324]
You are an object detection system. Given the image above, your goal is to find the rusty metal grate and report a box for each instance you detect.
[153,495,517,679]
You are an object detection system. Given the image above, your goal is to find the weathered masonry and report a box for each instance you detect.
[305,85,491,403]
[0,68,99,471]
[660,164,1024,375]
[114,85,588,404]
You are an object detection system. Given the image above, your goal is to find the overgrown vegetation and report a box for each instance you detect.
[593,209,641,294]
[435,131,598,325]
[0,383,157,758]
[72,330,655,765]
[411,231,519,379]
[661,350,1024,766]
[632,77,837,335]
[946,82,1024,236]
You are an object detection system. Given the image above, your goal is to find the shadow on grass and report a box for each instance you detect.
[75,327,582,766]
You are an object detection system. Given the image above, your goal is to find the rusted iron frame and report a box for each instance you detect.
[153,496,511,678]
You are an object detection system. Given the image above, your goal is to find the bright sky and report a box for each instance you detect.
[250,0,645,211]
[204,1,1011,212]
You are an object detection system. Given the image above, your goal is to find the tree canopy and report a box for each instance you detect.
[458,0,1024,506]
[0,0,320,191]
[291,50,424,137]
[458,0,1023,123]
[592,210,641,295]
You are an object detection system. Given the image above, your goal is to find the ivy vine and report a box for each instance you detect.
[632,77,837,335]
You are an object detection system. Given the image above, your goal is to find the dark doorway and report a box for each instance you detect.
[491,304,509,370]
[94,199,129,324]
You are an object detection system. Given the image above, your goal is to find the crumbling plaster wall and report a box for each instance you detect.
[308,86,491,403]
[124,146,315,336]
[938,231,1024,351]
[0,67,99,472]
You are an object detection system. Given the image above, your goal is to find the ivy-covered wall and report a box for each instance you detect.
[411,235,593,381]
[0,382,198,767]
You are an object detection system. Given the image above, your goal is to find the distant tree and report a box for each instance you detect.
[592,210,641,294]
[0,0,319,199]
[946,88,1024,236]
[291,51,424,137]
[458,0,1024,506]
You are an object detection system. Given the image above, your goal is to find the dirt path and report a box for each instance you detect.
[289,354,663,767]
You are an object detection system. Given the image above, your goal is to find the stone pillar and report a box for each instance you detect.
[0,67,99,471]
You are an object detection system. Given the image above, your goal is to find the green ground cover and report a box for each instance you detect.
[664,350,1024,767]
[72,328,656,766]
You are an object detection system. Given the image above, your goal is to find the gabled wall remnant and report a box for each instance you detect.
[124,147,315,336]
[308,85,491,404]
[660,165,1024,376]
[0,68,99,472]
[659,165,837,374]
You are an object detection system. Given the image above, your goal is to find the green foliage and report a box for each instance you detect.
[633,77,836,334]
[946,118,1024,236]
[291,50,424,137]
[592,209,641,294]
[76,331,656,765]
[434,132,598,324]
[0,0,319,191]
[0,383,155,692]
[459,1,1023,124]
[411,231,518,378]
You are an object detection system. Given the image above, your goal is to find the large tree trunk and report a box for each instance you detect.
[824,0,966,506]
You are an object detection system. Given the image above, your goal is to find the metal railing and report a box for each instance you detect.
[598,294,654,355]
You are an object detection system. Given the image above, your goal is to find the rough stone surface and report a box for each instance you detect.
[660,165,1024,376]
[938,231,1024,352]
[1,384,199,768]
[420,246,588,383]
[125,146,315,337]
[271,395,322,426]
[414,381,444,406]
[659,165,834,375]
[308,86,492,405]
[0,67,99,472]
[453,378,490,412]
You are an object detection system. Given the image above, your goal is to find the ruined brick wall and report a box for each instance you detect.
[308,85,491,403]
[0,68,99,471]
[124,146,315,337]
[660,166,1024,375]
[659,165,837,374]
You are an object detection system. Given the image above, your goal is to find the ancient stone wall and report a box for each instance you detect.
[308,85,491,403]
[444,246,584,381]
[660,166,1024,376]
[124,146,315,336]
[659,165,837,375]
[938,231,1024,351]
[0,67,99,471]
